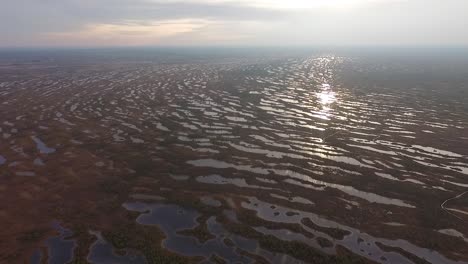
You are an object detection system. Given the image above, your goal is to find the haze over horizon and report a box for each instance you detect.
[1,0,467,48]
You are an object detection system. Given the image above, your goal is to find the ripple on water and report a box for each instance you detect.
[200,196,222,207]
[196,174,272,190]
[242,197,461,264]
[87,231,147,264]
[437,229,468,243]
[187,159,270,175]
[16,171,36,177]
[123,202,302,263]
[412,145,463,158]
[33,158,45,166]
[31,136,56,154]
[40,222,76,264]
[188,159,414,208]
[30,250,42,264]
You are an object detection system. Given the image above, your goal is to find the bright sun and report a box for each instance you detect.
[163,0,376,9]
[247,0,374,9]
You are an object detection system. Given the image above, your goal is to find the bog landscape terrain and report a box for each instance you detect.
[0,49,468,264]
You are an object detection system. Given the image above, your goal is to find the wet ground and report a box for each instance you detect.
[1,49,468,263]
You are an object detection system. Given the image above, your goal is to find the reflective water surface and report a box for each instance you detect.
[1,50,468,263]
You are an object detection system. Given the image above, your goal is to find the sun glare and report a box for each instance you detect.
[164,0,385,9]
[243,0,379,9]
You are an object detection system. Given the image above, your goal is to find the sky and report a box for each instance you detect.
[1,0,467,47]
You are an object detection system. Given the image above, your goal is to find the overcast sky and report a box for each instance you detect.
[1,0,467,47]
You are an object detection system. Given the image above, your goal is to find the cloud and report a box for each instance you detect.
[42,19,214,46]
[1,0,467,47]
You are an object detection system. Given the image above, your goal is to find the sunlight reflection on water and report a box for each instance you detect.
[316,83,337,120]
